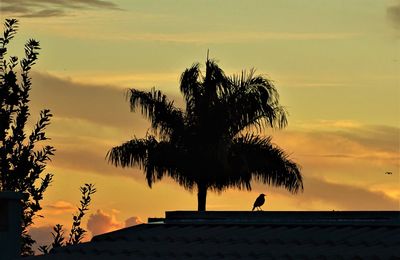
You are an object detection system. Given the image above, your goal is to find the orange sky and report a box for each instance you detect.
[1,0,399,251]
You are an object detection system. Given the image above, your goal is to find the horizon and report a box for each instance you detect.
[1,0,399,251]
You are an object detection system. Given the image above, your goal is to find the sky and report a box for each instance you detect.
[1,0,399,250]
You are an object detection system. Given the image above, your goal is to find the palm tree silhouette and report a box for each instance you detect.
[107,59,303,211]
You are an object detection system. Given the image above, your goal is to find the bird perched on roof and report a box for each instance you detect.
[252,194,266,211]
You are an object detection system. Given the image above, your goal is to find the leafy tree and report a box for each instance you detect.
[107,60,303,211]
[0,19,55,255]
[39,184,96,254]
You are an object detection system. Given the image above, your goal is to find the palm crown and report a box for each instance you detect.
[107,59,303,211]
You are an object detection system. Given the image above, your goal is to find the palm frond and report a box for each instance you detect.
[127,88,184,140]
[106,136,154,169]
[106,135,196,189]
[203,59,229,100]
[230,134,303,193]
[226,70,288,136]
[180,63,202,113]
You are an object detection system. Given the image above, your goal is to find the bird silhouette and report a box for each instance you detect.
[252,194,266,211]
[385,172,393,175]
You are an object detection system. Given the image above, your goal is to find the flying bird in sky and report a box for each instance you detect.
[385,172,393,175]
[252,194,266,211]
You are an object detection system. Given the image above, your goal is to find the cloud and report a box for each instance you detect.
[29,214,142,254]
[300,177,399,210]
[1,0,121,18]
[28,225,68,254]
[27,72,179,181]
[27,72,398,212]
[111,32,361,44]
[252,176,399,211]
[29,225,53,251]
[51,145,145,181]
[334,125,400,154]
[251,122,400,210]
[46,29,361,44]
[30,71,148,130]
[387,1,400,30]
[44,200,75,214]
[36,201,76,225]
[125,216,143,227]
[29,73,398,203]
[0,5,31,13]
[87,209,143,236]
[86,209,124,236]
[21,9,66,18]
[271,122,400,167]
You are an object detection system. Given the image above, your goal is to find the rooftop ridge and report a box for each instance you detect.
[160,211,400,225]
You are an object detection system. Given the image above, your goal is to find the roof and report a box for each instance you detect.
[30,211,400,259]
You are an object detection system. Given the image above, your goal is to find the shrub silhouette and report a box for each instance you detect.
[0,19,54,255]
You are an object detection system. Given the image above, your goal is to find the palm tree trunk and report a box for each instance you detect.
[197,182,207,211]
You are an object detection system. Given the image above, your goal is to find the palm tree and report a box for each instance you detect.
[107,59,303,211]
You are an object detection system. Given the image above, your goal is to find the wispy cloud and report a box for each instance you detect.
[21,9,66,18]
[50,71,180,89]
[1,0,121,18]
[45,200,75,214]
[112,31,361,44]
[297,121,399,158]
[43,28,361,44]
[301,177,399,210]
[387,0,400,30]
[252,176,399,210]
[272,122,400,171]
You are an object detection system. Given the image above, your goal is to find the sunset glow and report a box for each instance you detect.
[1,0,399,250]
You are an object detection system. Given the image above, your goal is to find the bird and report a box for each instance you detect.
[252,194,266,211]
[385,172,393,175]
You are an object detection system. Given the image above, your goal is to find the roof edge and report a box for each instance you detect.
[163,211,400,225]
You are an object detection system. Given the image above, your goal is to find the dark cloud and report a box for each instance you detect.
[387,1,400,30]
[0,5,31,13]
[30,72,148,131]
[20,9,66,18]
[28,225,66,254]
[335,125,400,154]
[1,0,121,18]
[52,147,145,182]
[28,72,170,182]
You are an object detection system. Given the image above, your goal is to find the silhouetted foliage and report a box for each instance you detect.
[39,184,96,254]
[38,224,64,254]
[67,183,96,245]
[0,19,55,255]
[107,59,303,211]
